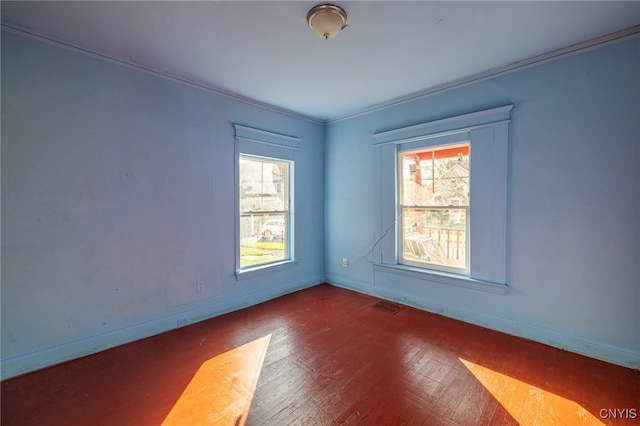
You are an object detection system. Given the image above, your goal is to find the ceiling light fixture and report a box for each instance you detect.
[307,4,347,40]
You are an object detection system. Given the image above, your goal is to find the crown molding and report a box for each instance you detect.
[3,22,638,126]
[0,23,325,125]
[326,25,640,124]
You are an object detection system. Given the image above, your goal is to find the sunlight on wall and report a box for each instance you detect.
[459,358,605,425]
[163,334,272,425]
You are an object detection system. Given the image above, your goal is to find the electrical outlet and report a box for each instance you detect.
[196,281,205,293]
[342,258,349,267]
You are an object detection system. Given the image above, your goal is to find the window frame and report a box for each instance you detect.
[398,141,471,275]
[372,106,512,293]
[238,153,292,268]
[234,124,299,280]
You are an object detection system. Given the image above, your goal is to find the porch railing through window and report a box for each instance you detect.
[423,226,465,261]
[403,226,466,269]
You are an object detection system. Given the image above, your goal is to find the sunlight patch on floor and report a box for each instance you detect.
[163,334,271,426]
[459,358,604,426]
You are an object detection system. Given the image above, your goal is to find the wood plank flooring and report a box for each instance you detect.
[2,284,639,425]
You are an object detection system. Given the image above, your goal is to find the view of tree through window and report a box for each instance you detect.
[239,155,290,268]
[399,143,470,273]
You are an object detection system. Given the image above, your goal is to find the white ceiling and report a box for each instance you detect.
[2,1,639,122]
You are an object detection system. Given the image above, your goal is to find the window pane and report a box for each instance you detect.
[239,155,290,268]
[400,144,470,207]
[239,213,287,267]
[402,208,467,270]
[240,157,288,213]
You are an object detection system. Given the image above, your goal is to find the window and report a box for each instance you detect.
[399,143,470,274]
[234,124,299,276]
[372,106,512,292]
[239,155,291,268]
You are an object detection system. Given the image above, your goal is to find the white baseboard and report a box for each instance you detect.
[1,275,324,380]
[326,276,640,370]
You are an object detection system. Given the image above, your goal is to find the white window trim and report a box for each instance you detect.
[233,124,299,279]
[398,141,471,275]
[235,259,299,282]
[372,263,508,294]
[372,106,512,293]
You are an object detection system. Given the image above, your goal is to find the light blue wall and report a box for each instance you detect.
[325,37,640,368]
[1,31,325,378]
[2,29,638,378]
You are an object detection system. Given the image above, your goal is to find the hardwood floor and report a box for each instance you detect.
[2,284,638,425]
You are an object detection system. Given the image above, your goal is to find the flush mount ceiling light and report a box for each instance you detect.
[307,4,347,40]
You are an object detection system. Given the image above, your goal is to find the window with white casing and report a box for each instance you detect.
[372,106,512,293]
[239,154,291,268]
[399,142,471,275]
[234,124,298,278]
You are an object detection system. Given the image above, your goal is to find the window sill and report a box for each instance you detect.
[235,259,298,281]
[372,263,508,294]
